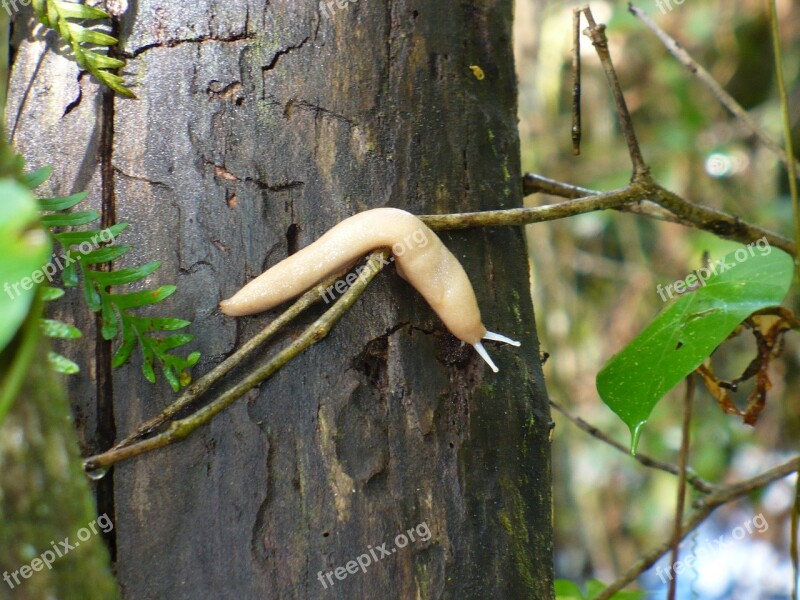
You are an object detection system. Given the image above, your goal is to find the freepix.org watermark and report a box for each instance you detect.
[656,236,771,302]
[319,226,429,305]
[3,513,114,590]
[655,513,768,583]
[3,0,32,16]
[317,521,431,590]
[4,227,117,301]
[654,0,688,14]
[319,0,363,18]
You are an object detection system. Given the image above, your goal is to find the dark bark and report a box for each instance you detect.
[9,1,553,598]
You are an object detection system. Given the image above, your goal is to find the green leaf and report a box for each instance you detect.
[40,209,101,228]
[162,365,180,392]
[140,342,157,384]
[82,244,131,265]
[80,268,101,311]
[41,286,65,301]
[83,51,126,70]
[135,317,191,332]
[586,580,645,599]
[112,324,137,368]
[109,285,177,310]
[61,259,79,287]
[0,180,52,353]
[597,246,794,453]
[53,0,109,20]
[48,351,80,375]
[155,333,194,352]
[39,191,89,211]
[100,294,118,340]
[90,261,161,287]
[41,318,82,339]
[54,222,128,246]
[66,23,118,46]
[555,579,585,600]
[23,166,53,190]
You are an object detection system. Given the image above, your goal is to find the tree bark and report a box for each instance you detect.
[9,1,553,598]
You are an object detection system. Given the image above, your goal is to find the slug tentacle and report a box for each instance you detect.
[220,208,520,372]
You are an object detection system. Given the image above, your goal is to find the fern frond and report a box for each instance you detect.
[32,0,135,98]
[30,167,199,392]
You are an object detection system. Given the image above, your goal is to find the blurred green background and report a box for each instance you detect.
[513,0,799,596]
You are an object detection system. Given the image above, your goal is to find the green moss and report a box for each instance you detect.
[498,476,536,592]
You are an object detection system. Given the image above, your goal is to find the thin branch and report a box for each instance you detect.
[550,400,714,494]
[628,2,800,176]
[668,377,695,600]
[572,7,582,156]
[109,269,351,451]
[578,6,650,180]
[767,0,800,276]
[594,456,800,599]
[83,251,390,470]
[520,173,796,256]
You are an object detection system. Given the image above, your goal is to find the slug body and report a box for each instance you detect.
[220,208,519,371]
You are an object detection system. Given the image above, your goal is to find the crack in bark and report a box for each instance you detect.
[261,37,309,75]
[125,32,259,59]
[208,160,305,193]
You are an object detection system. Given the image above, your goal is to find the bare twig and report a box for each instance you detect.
[83,251,390,470]
[594,456,800,599]
[572,7,582,156]
[578,6,649,180]
[668,377,695,600]
[628,2,800,176]
[109,269,350,451]
[520,173,796,256]
[550,400,714,494]
[767,0,800,276]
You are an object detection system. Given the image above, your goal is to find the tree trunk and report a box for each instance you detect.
[9,1,553,598]
[0,338,120,600]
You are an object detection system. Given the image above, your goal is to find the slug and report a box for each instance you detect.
[219,208,520,372]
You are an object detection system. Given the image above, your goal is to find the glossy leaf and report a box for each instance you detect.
[597,246,794,453]
[0,180,52,353]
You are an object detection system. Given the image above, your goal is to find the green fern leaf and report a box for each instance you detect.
[89,261,161,287]
[32,0,136,98]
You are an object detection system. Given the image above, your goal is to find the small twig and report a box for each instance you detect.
[594,456,800,599]
[792,474,800,600]
[571,7,582,156]
[109,269,350,451]
[578,6,649,180]
[767,0,800,278]
[550,400,714,494]
[628,2,800,176]
[667,376,695,600]
[83,251,390,470]
[520,173,796,256]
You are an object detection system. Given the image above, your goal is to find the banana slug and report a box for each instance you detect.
[219,208,520,372]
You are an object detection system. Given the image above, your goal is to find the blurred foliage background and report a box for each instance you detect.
[514,0,799,597]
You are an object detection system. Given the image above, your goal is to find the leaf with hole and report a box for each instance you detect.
[596,246,794,453]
